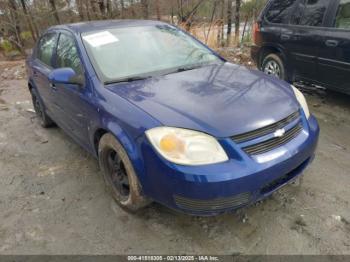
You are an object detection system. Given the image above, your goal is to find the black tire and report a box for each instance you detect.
[261,53,287,81]
[98,133,151,212]
[30,88,55,128]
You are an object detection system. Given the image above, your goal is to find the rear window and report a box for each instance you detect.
[265,0,298,24]
[291,0,329,27]
[37,33,58,67]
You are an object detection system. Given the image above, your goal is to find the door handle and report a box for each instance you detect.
[50,82,57,91]
[325,40,339,47]
[281,34,291,41]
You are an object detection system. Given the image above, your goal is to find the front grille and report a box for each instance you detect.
[242,123,303,155]
[232,111,300,143]
[260,157,310,194]
[174,192,251,212]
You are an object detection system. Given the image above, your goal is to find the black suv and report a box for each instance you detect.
[251,0,350,95]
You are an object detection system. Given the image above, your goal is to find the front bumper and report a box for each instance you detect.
[139,115,319,216]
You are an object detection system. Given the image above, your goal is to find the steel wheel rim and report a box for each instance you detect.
[264,60,281,78]
[106,149,130,201]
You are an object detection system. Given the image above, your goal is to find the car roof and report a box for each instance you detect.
[48,19,169,34]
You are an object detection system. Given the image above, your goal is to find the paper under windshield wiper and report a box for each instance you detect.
[104,76,151,85]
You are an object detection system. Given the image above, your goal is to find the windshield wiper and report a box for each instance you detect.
[104,76,151,85]
[176,64,203,72]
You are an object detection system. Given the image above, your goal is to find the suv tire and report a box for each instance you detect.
[261,53,287,81]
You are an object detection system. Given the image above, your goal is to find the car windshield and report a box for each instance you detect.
[82,25,222,84]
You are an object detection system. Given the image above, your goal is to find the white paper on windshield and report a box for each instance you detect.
[83,31,119,47]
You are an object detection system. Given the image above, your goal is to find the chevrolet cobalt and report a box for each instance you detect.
[26,20,319,215]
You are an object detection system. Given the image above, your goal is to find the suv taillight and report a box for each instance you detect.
[252,22,260,45]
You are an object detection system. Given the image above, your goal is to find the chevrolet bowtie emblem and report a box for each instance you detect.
[274,128,285,138]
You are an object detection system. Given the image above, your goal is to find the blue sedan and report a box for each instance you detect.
[26,20,319,215]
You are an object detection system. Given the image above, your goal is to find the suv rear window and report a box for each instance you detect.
[291,0,329,27]
[265,0,298,24]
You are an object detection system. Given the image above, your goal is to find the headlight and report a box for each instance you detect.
[292,85,310,119]
[145,127,228,165]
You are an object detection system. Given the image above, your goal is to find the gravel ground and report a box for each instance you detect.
[0,60,349,255]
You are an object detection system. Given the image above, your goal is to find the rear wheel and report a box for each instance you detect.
[98,133,151,212]
[261,53,286,81]
[30,88,54,128]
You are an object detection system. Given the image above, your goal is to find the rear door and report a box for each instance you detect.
[317,0,350,93]
[52,31,91,147]
[283,0,332,82]
[32,32,58,116]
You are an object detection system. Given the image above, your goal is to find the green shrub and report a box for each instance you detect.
[0,40,13,53]
[20,31,32,41]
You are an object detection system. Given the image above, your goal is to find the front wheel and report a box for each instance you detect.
[98,133,151,212]
[261,53,286,81]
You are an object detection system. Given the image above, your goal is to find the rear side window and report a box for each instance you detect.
[37,33,58,67]
[56,33,83,75]
[335,0,350,29]
[265,0,298,24]
[291,0,329,27]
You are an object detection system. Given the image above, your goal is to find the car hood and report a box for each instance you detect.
[106,63,300,138]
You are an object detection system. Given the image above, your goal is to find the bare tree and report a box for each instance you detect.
[155,0,161,20]
[106,0,112,18]
[48,0,61,24]
[19,0,37,41]
[226,0,233,45]
[8,0,25,54]
[90,0,100,19]
[120,0,125,18]
[76,0,85,20]
[234,0,241,46]
[98,0,106,17]
[141,0,149,19]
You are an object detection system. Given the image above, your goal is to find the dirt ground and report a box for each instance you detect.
[0,59,349,255]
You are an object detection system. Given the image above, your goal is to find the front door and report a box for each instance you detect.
[284,0,331,82]
[51,32,91,148]
[317,0,350,93]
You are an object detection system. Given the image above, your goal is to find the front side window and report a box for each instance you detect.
[291,0,329,26]
[82,25,222,83]
[265,0,297,24]
[335,0,350,29]
[56,33,83,75]
[37,33,57,67]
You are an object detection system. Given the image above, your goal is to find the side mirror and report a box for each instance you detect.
[49,68,84,86]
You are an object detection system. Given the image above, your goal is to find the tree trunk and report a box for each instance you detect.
[98,0,106,17]
[8,0,25,55]
[141,0,149,19]
[120,0,125,18]
[204,0,217,44]
[155,0,161,20]
[90,0,100,19]
[106,0,112,18]
[226,0,233,46]
[76,0,85,20]
[234,0,241,46]
[85,0,92,20]
[219,0,225,46]
[19,0,37,41]
[241,14,248,44]
[49,0,61,24]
